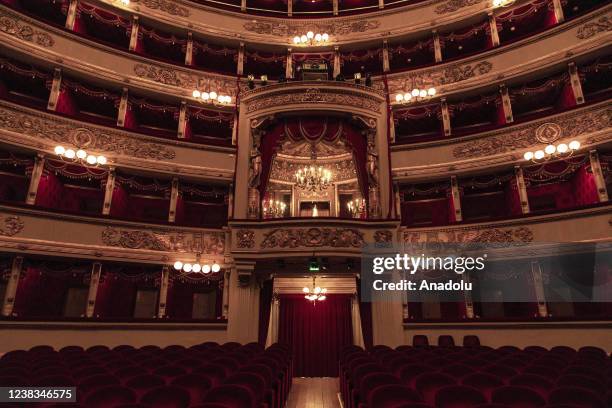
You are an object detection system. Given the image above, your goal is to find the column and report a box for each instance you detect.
[389,110,395,143]
[333,46,341,79]
[237,43,245,76]
[241,0,246,11]
[116,87,129,127]
[515,166,531,214]
[334,183,339,217]
[102,168,116,215]
[371,270,405,347]
[432,30,442,63]
[168,177,179,223]
[47,68,62,111]
[531,261,548,318]
[185,32,194,66]
[157,265,170,318]
[226,262,260,343]
[85,262,102,318]
[382,40,390,73]
[65,0,78,31]
[500,84,514,124]
[394,183,402,219]
[441,98,451,136]
[568,62,585,105]
[129,16,140,52]
[1,256,23,317]
[178,101,188,139]
[288,0,292,17]
[450,175,463,222]
[378,0,384,9]
[227,184,234,219]
[488,13,500,47]
[285,48,293,79]
[552,0,565,24]
[222,269,231,318]
[26,155,45,205]
[589,150,609,202]
[333,0,338,16]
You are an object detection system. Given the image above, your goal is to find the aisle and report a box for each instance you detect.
[286,377,341,408]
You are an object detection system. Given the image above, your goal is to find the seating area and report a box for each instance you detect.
[341,337,610,408]
[0,342,292,408]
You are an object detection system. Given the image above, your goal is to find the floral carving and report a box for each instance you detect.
[244,19,380,36]
[261,228,364,249]
[0,104,176,160]
[0,9,54,47]
[374,230,393,243]
[576,15,611,39]
[435,0,484,14]
[271,158,356,183]
[0,216,24,237]
[130,0,190,17]
[133,63,236,96]
[236,229,255,249]
[247,88,381,113]
[453,106,611,158]
[404,227,533,244]
[102,227,225,254]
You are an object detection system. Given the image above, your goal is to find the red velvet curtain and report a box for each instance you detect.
[278,294,353,377]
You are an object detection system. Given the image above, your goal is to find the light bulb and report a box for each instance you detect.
[412,88,420,97]
[318,296,326,301]
[568,140,580,150]
[212,263,221,273]
[183,263,193,273]
[556,143,568,153]
[396,94,404,102]
[209,91,218,100]
[192,90,201,98]
[420,89,427,97]
[54,146,65,155]
[96,156,107,165]
[201,92,210,100]
[545,145,556,155]
[314,286,322,294]
[86,155,97,165]
[76,149,87,159]
[428,88,436,96]
[226,96,232,103]
[303,287,310,293]
[173,261,183,270]
[524,151,534,161]
[534,150,545,160]
[121,0,129,5]
[192,263,201,273]
[321,288,327,293]
[315,33,322,42]
[404,93,412,101]
[322,33,329,41]
[64,149,75,159]
[307,31,314,39]
[202,264,211,274]
[300,35,307,43]
[293,36,301,44]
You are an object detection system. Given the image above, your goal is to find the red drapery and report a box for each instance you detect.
[278,294,353,377]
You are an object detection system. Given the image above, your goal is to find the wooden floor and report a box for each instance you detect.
[286,377,342,408]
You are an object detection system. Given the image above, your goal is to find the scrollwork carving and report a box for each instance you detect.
[130,0,190,17]
[243,19,380,36]
[374,230,393,243]
[435,0,485,14]
[576,15,611,39]
[0,216,24,237]
[404,227,533,244]
[236,229,255,249]
[133,63,236,96]
[102,227,225,254]
[0,9,54,47]
[261,228,364,249]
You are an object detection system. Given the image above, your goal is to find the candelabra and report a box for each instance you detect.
[263,200,287,218]
[347,198,366,218]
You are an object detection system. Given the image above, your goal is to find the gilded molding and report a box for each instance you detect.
[133,63,237,96]
[131,0,190,17]
[271,158,357,183]
[243,19,380,36]
[0,9,54,47]
[235,229,255,249]
[0,216,24,237]
[435,0,485,14]
[576,15,611,39]
[102,227,225,254]
[452,106,612,159]
[0,106,176,160]
[261,227,365,248]
[246,88,381,114]
[403,226,534,244]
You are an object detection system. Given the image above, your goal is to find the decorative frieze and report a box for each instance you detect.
[452,106,612,159]
[435,0,485,14]
[0,9,54,47]
[374,230,393,243]
[261,228,365,249]
[0,216,24,237]
[576,15,611,39]
[0,105,176,160]
[101,227,225,254]
[130,0,190,17]
[236,229,255,249]
[243,19,380,37]
[270,158,357,183]
[403,226,534,244]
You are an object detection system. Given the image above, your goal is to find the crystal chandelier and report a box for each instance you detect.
[54,146,107,166]
[295,165,332,192]
[523,140,580,163]
[347,198,366,218]
[263,199,287,218]
[303,276,327,302]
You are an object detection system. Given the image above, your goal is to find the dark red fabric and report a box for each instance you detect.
[165,279,221,319]
[278,294,353,377]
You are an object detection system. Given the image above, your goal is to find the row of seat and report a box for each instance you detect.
[0,342,293,408]
[340,336,610,408]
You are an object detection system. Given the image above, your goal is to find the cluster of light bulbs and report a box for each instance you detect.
[293,32,329,45]
[347,198,366,217]
[54,146,107,166]
[523,140,581,162]
[493,0,515,8]
[173,261,221,274]
[192,90,232,104]
[395,87,437,103]
[263,200,287,218]
[120,0,130,5]
[302,286,327,302]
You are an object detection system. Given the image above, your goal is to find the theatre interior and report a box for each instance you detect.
[0,0,610,406]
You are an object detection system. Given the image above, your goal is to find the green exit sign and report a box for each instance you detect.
[309,260,320,272]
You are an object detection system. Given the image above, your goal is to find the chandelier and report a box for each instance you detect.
[523,140,580,163]
[173,260,221,274]
[303,276,327,302]
[293,31,329,46]
[295,165,332,192]
[263,199,287,218]
[192,89,232,105]
[54,146,107,166]
[395,87,436,104]
[347,198,366,218]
